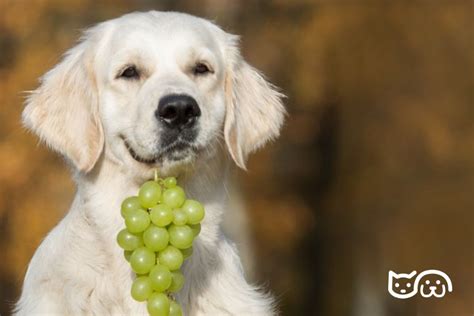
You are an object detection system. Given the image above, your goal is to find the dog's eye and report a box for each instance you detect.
[193,63,211,75]
[119,66,139,79]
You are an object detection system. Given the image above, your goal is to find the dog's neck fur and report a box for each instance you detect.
[72,148,231,255]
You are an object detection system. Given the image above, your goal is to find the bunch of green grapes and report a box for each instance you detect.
[117,174,204,316]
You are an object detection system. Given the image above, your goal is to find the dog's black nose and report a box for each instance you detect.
[156,94,201,129]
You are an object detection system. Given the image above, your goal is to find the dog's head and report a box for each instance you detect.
[23,11,285,176]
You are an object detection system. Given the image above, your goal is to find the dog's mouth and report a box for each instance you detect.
[120,135,199,165]
[122,136,159,164]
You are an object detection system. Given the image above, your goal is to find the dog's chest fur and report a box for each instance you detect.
[60,163,226,315]
[16,161,276,316]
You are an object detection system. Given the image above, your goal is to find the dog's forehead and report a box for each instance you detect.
[109,12,221,50]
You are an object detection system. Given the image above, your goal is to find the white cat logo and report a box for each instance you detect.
[388,269,453,299]
[388,270,418,299]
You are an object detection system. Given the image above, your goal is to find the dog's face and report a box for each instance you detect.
[22,12,285,177]
[100,13,227,172]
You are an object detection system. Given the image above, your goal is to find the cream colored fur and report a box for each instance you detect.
[15,11,285,316]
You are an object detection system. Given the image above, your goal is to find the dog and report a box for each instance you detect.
[14,11,285,316]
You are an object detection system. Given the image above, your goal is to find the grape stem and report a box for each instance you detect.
[154,169,159,182]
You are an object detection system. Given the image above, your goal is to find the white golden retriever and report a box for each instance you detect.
[15,11,285,316]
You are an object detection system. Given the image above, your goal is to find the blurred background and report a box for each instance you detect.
[0,1,473,315]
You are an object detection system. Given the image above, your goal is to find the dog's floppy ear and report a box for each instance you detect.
[22,31,104,173]
[224,36,285,169]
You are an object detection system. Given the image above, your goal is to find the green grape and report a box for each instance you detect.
[168,271,185,293]
[172,209,187,225]
[117,229,143,250]
[150,204,174,227]
[162,186,186,208]
[124,250,132,261]
[158,246,184,271]
[181,200,205,225]
[168,225,194,249]
[119,174,207,313]
[163,177,177,188]
[189,224,201,237]
[130,247,155,274]
[181,247,193,259]
[149,264,172,292]
[143,225,169,252]
[147,292,170,316]
[121,196,142,218]
[131,276,153,302]
[169,300,183,316]
[125,209,151,233]
[139,181,162,209]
